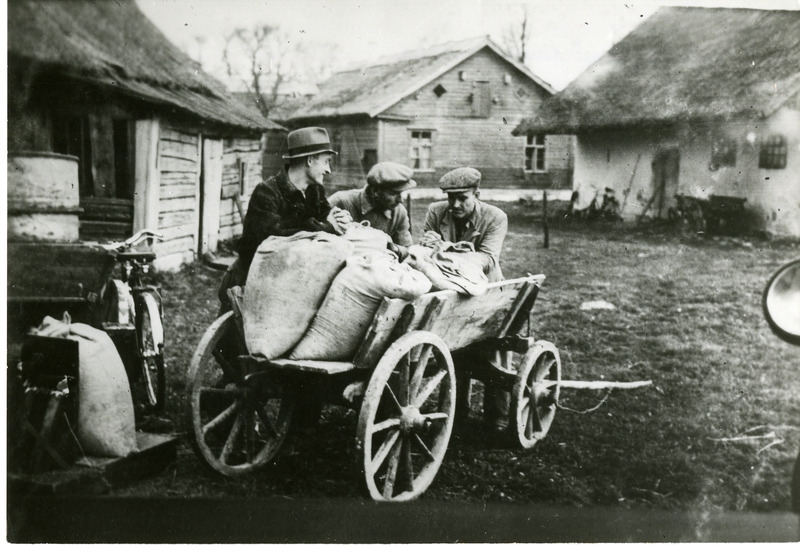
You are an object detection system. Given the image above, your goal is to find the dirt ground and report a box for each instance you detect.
[16,199,800,515]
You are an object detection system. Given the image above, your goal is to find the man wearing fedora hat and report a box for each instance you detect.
[328,161,416,249]
[217,127,351,313]
[422,167,511,437]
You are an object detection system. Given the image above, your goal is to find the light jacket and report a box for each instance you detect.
[423,200,508,281]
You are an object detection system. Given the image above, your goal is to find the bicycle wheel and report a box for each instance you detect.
[137,291,166,412]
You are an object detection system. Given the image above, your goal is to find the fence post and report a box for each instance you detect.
[542,190,550,249]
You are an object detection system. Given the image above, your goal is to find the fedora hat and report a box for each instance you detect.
[282,127,337,160]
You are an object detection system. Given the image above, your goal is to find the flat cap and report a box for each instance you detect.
[438,167,481,192]
[367,162,417,191]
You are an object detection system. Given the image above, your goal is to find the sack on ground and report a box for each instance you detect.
[243,232,354,358]
[291,251,432,361]
[33,314,137,458]
[342,222,392,255]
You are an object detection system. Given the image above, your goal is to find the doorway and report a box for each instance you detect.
[651,148,680,219]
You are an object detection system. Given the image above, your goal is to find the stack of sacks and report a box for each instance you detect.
[404,241,488,296]
[342,222,392,255]
[243,232,354,358]
[291,250,432,361]
[33,314,137,458]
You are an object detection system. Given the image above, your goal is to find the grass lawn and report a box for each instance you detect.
[118,199,799,513]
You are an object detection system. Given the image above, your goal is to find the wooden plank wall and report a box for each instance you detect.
[219,137,263,242]
[379,48,573,190]
[158,126,200,262]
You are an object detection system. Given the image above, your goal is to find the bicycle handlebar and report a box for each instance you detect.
[101,229,165,252]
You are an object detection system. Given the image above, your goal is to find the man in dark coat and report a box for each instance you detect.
[217,127,350,313]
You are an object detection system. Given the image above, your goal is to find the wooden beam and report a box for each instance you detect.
[133,119,160,233]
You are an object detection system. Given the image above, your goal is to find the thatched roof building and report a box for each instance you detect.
[514,7,800,134]
[8,0,283,133]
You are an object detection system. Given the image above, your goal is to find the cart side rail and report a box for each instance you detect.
[353,275,545,369]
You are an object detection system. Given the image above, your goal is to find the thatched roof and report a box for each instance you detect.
[8,0,284,132]
[284,36,555,121]
[514,7,800,134]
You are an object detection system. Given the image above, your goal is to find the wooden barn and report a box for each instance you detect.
[514,7,800,237]
[277,36,574,198]
[7,0,286,269]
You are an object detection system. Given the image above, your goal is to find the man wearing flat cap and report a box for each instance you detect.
[328,161,416,248]
[422,167,511,436]
[421,167,508,282]
[217,127,351,313]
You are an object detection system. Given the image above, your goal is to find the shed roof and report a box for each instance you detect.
[285,36,555,121]
[514,7,800,134]
[8,0,284,132]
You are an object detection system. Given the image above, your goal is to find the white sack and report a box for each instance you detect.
[34,314,137,458]
[243,232,354,358]
[342,222,392,255]
[291,251,432,361]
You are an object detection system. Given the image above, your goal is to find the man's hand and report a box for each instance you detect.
[332,207,353,226]
[327,206,352,234]
[421,230,443,246]
[387,242,409,261]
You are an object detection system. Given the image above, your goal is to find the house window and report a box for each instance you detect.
[759,134,787,169]
[710,134,737,170]
[471,82,491,118]
[524,134,546,172]
[433,84,447,98]
[409,130,434,171]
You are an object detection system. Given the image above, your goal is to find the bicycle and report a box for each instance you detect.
[100,230,166,413]
[586,187,623,222]
[667,194,706,232]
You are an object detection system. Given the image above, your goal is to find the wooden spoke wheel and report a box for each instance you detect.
[186,311,294,476]
[510,340,560,449]
[357,331,456,502]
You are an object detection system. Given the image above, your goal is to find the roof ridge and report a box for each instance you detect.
[337,35,491,74]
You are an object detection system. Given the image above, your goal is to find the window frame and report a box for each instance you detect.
[523,133,547,173]
[408,129,435,172]
[759,134,787,170]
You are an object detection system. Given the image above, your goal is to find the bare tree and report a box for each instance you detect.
[503,4,532,64]
[219,26,335,119]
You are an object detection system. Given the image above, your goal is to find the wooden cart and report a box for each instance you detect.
[186,276,562,501]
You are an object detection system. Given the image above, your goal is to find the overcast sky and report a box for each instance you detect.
[137,0,799,91]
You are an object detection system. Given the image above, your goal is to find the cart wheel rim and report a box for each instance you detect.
[511,341,560,449]
[357,331,456,502]
[185,312,294,476]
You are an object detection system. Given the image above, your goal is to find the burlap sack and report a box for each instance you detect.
[34,314,137,458]
[291,251,431,361]
[342,222,392,255]
[242,232,354,358]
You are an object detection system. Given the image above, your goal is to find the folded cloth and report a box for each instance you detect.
[404,243,488,296]
[432,249,488,296]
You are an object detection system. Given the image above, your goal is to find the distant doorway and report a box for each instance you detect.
[651,148,680,218]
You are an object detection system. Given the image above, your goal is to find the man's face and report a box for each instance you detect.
[371,186,404,211]
[306,153,334,184]
[447,189,478,219]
